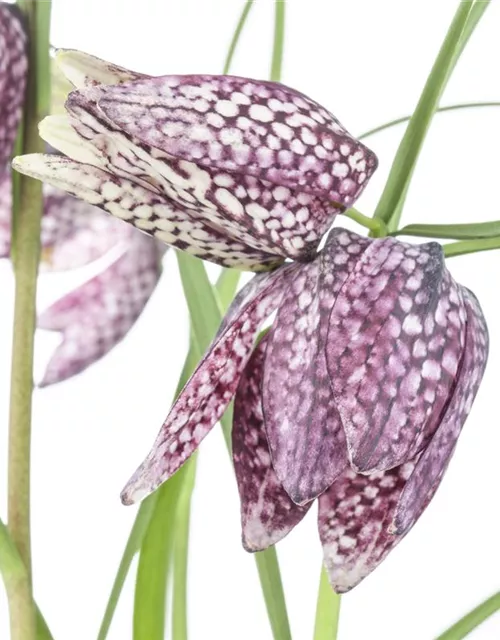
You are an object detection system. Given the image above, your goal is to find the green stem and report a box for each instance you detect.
[8,3,51,640]
[358,101,500,141]
[223,1,254,75]
[443,236,500,258]
[313,568,341,640]
[372,1,475,228]
[435,591,500,640]
[343,208,387,236]
[172,458,197,640]
[255,550,292,640]
[270,1,286,81]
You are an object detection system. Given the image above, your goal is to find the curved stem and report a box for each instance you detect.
[358,101,500,141]
[313,568,341,640]
[343,208,387,236]
[435,591,500,640]
[223,1,254,75]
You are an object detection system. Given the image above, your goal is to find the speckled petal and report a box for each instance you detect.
[55,49,147,89]
[326,237,467,473]
[97,74,377,206]
[121,264,297,505]
[38,229,162,386]
[64,87,340,262]
[0,4,28,165]
[393,288,489,535]
[233,338,310,551]
[12,154,282,271]
[262,228,370,504]
[318,461,416,593]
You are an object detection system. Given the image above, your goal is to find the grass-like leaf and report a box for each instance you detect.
[372,1,486,230]
[435,590,500,640]
[444,236,500,258]
[394,220,500,240]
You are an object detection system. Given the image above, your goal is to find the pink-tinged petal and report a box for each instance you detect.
[262,228,370,504]
[65,88,339,262]
[121,264,297,505]
[318,462,416,593]
[326,238,467,473]
[97,75,377,207]
[55,49,147,89]
[233,338,310,551]
[0,172,10,257]
[0,4,27,165]
[38,230,162,386]
[12,154,283,272]
[393,288,489,535]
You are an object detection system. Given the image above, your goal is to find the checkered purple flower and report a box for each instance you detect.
[13,49,377,271]
[120,228,488,592]
[0,8,163,385]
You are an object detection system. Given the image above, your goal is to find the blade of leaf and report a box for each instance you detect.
[443,236,500,258]
[223,1,254,74]
[372,1,480,230]
[171,457,197,640]
[133,461,192,640]
[394,220,500,240]
[313,568,341,640]
[270,0,286,81]
[97,496,158,640]
[435,590,500,640]
[177,253,292,640]
[0,519,54,640]
[358,101,500,141]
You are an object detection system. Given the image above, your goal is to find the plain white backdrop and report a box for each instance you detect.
[1,1,500,638]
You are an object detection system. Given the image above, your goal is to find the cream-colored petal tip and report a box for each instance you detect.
[12,154,54,179]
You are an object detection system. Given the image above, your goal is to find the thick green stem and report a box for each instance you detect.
[343,208,387,236]
[313,568,341,640]
[8,2,51,639]
[435,591,500,640]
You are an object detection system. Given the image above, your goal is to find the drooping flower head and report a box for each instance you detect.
[119,228,488,592]
[0,19,163,386]
[14,50,378,271]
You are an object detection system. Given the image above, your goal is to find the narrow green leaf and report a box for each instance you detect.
[176,254,292,640]
[97,496,158,640]
[0,519,54,640]
[394,220,500,240]
[171,458,197,640]
[435,591,500,640]
[443,236,500,258]
[358,101,500,141]
[223,1,254,75]
[372,1,479,229]
[255,549,292,640]
[270,1,286,82]
[133,464,189,640]
[313,568,341,640]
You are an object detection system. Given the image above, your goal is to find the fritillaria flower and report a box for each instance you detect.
[13,49,378,272]
[0,8,163,385]
[120,228,488,592]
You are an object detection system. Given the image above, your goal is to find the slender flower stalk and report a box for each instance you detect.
[6,1,51,639]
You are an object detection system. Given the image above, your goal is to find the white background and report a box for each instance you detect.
[1,1,500,638]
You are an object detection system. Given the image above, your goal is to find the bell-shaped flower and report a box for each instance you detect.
[120,228,488,592]
[13,50,378,271]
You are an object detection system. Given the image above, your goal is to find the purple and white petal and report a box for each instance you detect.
[55,49,147,89]
[262,228,370,504]
[63,88,339,262]
[233,338,310,551]
[326,238,467,473]
[97,74,377,206]
[12,154,283,271]
[121,264,297,505]
[318,461,416,593]
[393,288,489,535]
[38,230,162,386]
[0,4,28,165]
